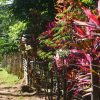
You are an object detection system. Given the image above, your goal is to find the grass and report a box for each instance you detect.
[0,68,19,86]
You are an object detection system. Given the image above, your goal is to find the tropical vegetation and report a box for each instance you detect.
[0,0,100,99]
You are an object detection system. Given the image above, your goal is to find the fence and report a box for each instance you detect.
[1,52,100,100]
[26,59,100,100]
[1,52,23,78]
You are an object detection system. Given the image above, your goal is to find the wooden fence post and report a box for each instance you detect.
[91,61,100,100]
[23,57,28,85]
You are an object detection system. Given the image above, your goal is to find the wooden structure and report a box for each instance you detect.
[2,52,23,78]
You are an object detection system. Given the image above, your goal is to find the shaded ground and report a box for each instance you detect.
[0,85,45,100]
[0,68,45,100]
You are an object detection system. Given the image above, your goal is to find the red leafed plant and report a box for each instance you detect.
[38,0,100,99]
[53,0,100,99]
[71,0,100,98]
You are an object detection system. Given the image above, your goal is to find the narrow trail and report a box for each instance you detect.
[0,82,45,100]
[0,68,45,100]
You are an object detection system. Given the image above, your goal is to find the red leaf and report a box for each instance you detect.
[82,7,100,26]
[74,25,86,37]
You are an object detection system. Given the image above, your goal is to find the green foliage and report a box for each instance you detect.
[0,0,56,58]
[0,38,19,54]
[81,0,92,4]
[0,0,98,58]
[80,0,98,8]
[37,50,53,59]
[0,4,12,34]
[8,21,27,41]
[12,0,56,38]
[12,0,55,21]
[0,3,27,54]
[0,0,8,4]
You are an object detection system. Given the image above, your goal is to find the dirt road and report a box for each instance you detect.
[0,84,45,100]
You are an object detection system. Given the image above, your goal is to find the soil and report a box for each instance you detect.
[0,82,46,100]
[0,68,46,100]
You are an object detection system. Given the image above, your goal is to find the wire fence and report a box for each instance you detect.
[2,52,100,100]
[25,58,100,100]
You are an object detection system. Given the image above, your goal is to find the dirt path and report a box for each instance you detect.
[0,83,46,100]
[0,68,46,100]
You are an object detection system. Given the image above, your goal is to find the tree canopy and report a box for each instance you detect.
[0,0,98,56]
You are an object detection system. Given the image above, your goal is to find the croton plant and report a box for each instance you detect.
[54,0,100,98]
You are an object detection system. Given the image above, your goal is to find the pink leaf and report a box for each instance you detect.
[86,26,94,39]
[74,20,88,26]
[98,0,100,15]
[54,53,61,68]
[85,54,92,63]
[82,7,100,26]
[54,52,60,61]
[86,20,96,35]
[70,49,81,53]
[86,27,91,35]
